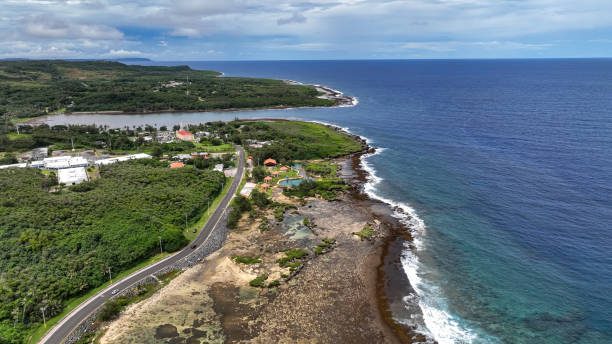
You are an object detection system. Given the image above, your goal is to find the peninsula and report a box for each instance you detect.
[0,60,344,119]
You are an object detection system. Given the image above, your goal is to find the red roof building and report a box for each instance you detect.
[264,176,272,181]
[261,183,270,190]
[171,162,184,168]
[176,130,195,141]
[264,158,277,166]
[279,166,288,171]
[271,171,279,176]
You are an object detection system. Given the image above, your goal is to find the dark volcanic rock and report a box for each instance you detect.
[155,324,179,339]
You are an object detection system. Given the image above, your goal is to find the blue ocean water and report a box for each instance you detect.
[45,60,612,343]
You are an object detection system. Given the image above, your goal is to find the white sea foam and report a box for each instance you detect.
[360,147,479,344]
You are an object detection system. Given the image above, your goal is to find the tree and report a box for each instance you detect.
[252,166,267,182]
[151,144,163,158]
[251,190,270,208]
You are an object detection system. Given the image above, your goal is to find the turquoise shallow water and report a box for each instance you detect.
[43,60,612,343]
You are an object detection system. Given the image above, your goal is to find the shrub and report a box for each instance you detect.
[249,274,268,288]
[232,256,261,264]
[277,249,308,267]
[268,280,280,288]
[356,225,374,239]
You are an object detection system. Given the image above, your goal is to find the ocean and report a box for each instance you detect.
[42,59,612,343]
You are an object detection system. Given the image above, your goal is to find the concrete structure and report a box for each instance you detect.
[32,147,48,160]
[240,182,257,197]
[44,156,89,170]
[58,167,89,185]
[0,163,27,169]
[94,153,152,166]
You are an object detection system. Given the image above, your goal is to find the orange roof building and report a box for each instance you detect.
[261,183,270,190]
[248,155,253,160]
[263,158,277,166]
[171,161,184,168]
[271,171,279,176]
[279,166,288,171]
[264,176,272,181]
[176,129,195,141]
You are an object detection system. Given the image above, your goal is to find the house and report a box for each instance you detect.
[176,129,195,141]
[171,162,184,168]
[263,158,277,166]
[58,167,89,185]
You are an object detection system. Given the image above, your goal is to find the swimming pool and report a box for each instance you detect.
[279,178,303,187]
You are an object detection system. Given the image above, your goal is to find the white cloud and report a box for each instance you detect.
[107,49,143,56]
[277,12,307,25]
[23,15,123,40]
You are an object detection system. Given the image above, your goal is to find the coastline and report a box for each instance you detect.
[336,132,430,344]
[78,119,425,344]
[23,84,357,126]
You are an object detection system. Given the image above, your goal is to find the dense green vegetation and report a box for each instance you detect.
[283,178,349,200]
[0,119,362,343]
[249,274,268,288]
[0,60,333,118]
[239,121,363,164]
[0,162,224,343]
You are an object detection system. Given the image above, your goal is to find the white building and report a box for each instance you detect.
[0,163,27,169]
[213,164,224,172]
[43,156,89,170]
[94,153,152,166]
[58,167,89,185]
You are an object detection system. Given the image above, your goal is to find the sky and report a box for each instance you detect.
[2,0,612,60]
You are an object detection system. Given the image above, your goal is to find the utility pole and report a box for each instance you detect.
[40,307,47,328]
[158,236,163,254]
[21,298,27,323]
[108,266,112,284]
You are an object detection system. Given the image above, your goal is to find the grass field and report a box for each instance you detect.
[266,121,362,157]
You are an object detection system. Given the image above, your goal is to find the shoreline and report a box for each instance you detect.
[343,144,428,344]
[22,83,357,126]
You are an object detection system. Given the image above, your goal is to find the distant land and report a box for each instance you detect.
[0,60,336,118]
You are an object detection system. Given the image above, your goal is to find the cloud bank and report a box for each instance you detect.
[1,0,612,59]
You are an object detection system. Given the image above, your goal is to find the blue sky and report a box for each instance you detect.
[2,0,612,60]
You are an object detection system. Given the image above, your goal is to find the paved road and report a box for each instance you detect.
[40,147,245,344]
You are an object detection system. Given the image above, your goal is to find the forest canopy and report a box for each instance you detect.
[0,60,334,118]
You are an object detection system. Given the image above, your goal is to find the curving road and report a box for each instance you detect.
[40,147,245,344]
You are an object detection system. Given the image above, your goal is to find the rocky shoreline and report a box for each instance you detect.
[82,122,426,344]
